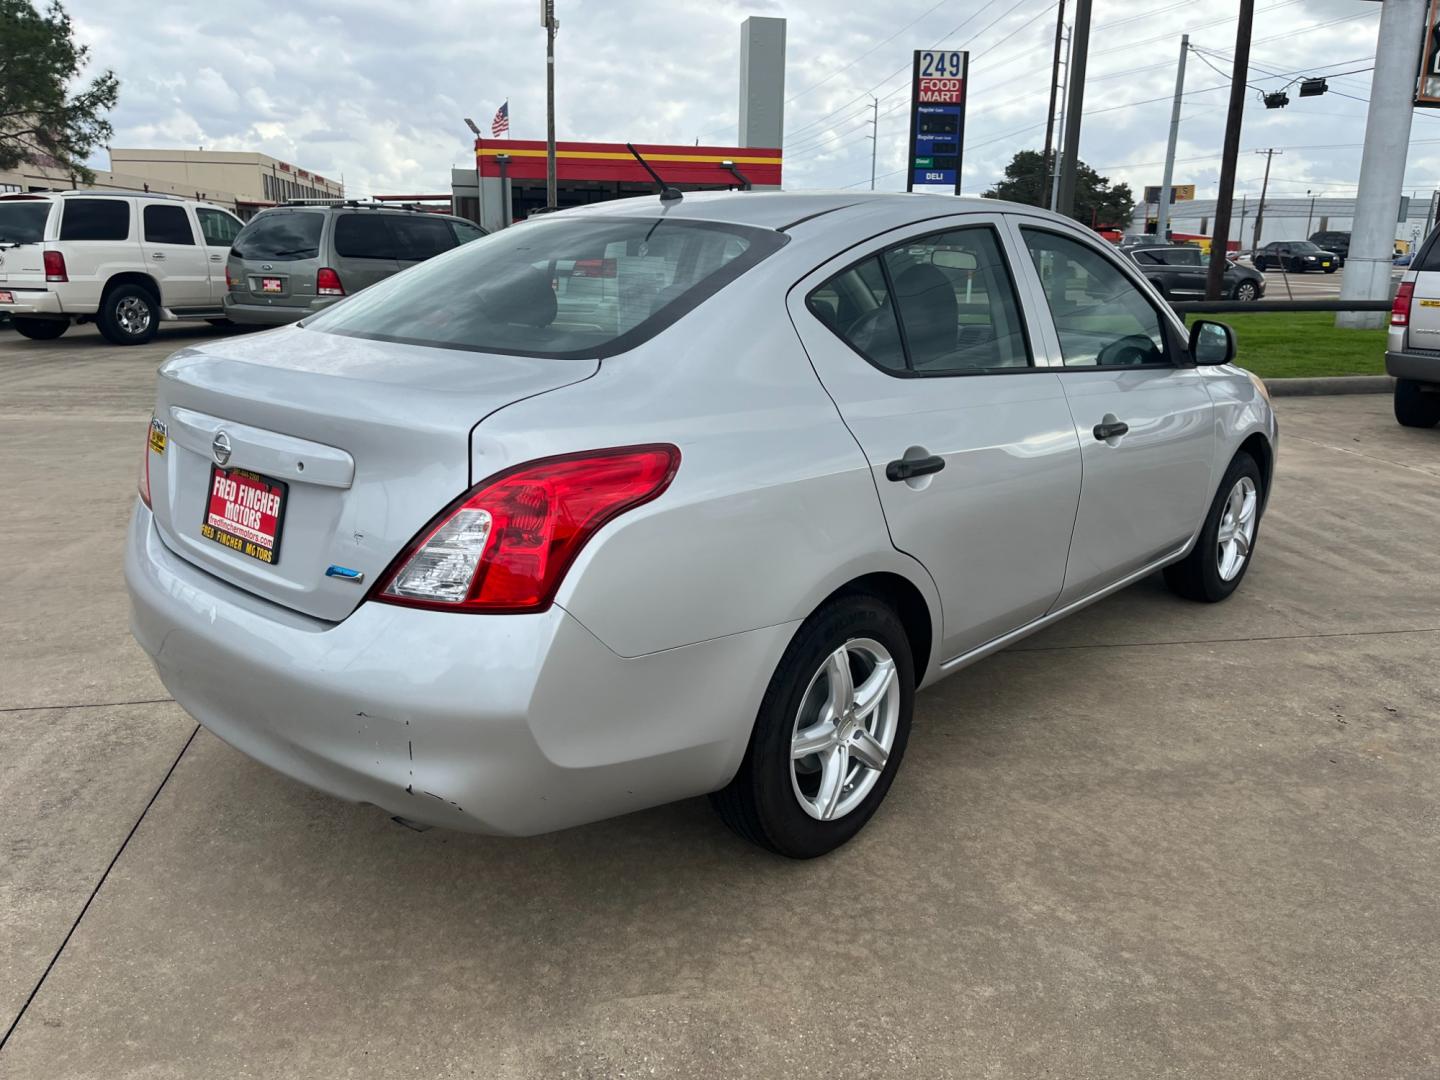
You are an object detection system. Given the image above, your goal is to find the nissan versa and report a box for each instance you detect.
[125,192,1277,858]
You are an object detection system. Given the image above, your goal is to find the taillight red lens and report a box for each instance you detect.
[43,250,67,282]
[138,424,153,508]
[1391,280,1414,327]
[316,267,345,296]
[225,264,236,289]
[372,445,680,613]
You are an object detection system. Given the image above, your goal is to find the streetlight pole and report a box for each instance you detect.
[463,117,482,226]
[543,0,558,210]
[1156,34,1188,242]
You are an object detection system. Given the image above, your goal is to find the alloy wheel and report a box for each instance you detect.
[1216,475,1258,581]
[115,295,152,336]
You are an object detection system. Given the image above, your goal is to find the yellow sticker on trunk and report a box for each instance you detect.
[148,418,167,455]
[1419,299,1440,308]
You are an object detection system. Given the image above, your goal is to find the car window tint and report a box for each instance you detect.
[390,215,457,260]
[807,256,906,374]
[196,208,243,247]
[59,198,129,241]
[143,204,195,245]
[1023,228,1168,368]
[881,227,1030,373]
[1134,250,1164,265]
[1167,248,1201,266]
[0,200,51,243]
[231,211,323,261]
[451,220,486,245]
[333,214,398,260]
[305,217,783,359]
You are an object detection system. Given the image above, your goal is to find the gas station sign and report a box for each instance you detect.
[906,50,968,193]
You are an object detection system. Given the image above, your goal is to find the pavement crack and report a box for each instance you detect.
[0,723,200,1054]
[0,697,175,715]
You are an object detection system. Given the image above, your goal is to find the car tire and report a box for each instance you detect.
[1164,451,1263,604]
[97,283,159,345]
[11,317,69,340]
[1394,378,1440,428]
[711,593,915,858]
[1323,265,1337,275]
[1233,281,1259,302]
[205,318,234,327]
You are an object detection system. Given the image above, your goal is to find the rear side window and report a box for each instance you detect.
[807,257,906,373]
[390,215,457,260]
[59,199,129,241]
[0,200,51,243]
[196,208,243,247]
[305,216,786,359]
[231,211,323,261]
[451,220,486,245]
[143,204,195,245]
[333,214,397,260]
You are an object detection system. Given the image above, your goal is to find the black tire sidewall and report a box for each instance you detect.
[12,318,68,340]
[99,285,158,345]
[1191,453,1264,601]
[744,595,915,858]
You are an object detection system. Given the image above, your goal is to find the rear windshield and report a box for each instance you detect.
[0,201,51,244]
[232,211,324,261]
[303,215,787,358]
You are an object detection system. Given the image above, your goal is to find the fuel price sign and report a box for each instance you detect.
[906,50,968,193]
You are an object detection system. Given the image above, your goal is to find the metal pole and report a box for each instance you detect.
[1252,148,1279,254]
[868,95,878,190]
[1425,189,1438,241]
[544,1,558,210]
[1056,0,1091,218]
[1041,0,1068,199]
[1339,0,1426,328]
[1156,34,1188,241]
[1305,192,1316,236]
[1049,26,1071,212]
[1205,0,1253,300]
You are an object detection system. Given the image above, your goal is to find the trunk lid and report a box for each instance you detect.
[148,324,597,621]
[1405,266,1440,351]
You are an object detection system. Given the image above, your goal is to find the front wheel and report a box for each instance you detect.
[1164,452,1263,603]
[711,594,914,858]
[97,284,158,345]
[11,317,69,340]
[1232,281,1259,302]
[1395,379,1440,428]
[1323,265,1337,274]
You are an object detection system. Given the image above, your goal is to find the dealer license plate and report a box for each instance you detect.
[201,465,287,565]
[0,290,14,304]
[260,277,283,293]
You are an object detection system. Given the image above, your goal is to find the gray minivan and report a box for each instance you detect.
[223,203,486,326]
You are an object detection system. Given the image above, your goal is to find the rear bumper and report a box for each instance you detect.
[1386,349,1440,384]
[124,504,789,835]
[0,289,64,317]
[222,294,339,326]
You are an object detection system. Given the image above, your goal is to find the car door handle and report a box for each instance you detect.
[885,455,946,482]
[209,254,223,262]
[1093,420,1129,441]
[150,252,166,260]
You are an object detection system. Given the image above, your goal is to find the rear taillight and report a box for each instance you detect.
[225,264,236,289]
[372,445,680,613]
[1391,280,1414,327]
[316,267,345,296]
[43,251,67,282]
[138,424,153,508]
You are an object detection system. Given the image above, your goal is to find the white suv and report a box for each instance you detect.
[0,190,245,345]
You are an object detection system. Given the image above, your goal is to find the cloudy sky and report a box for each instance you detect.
[66,0,1437,206]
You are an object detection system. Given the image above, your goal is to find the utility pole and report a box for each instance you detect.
[1305,190,1317,236]
[1251,148,1281,253]
[1156,34,1189,242]
[1205,0,1254,300]
[1049,26,1071,212]
[1041,0,1068,199]
[543,0,558,210]
[1339,0,1426,328]
[867,95,878,190]
[1056,0,1092,218]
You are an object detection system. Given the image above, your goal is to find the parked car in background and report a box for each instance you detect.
[1309,230,1350,266]
[224,202,487,326]
[0,190,245,344]
[127,191,1277,858]
[1386,232,1440,428]
[1254,241,1338,274]
[1117,234,1170,252]
[1127,244,1265,301]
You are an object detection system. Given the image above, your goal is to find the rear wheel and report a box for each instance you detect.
[1164,452,1263,603]
[11,317,68,340]
[711,594,914,858]
[97,284,158,345]
[1232,280,1259,302]
[1394,379,1440,428]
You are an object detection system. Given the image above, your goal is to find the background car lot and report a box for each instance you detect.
[2,324,1438,1077]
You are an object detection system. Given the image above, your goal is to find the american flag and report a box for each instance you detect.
[491,101,510,137]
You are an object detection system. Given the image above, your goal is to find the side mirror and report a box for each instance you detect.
[1190,319,1236,366]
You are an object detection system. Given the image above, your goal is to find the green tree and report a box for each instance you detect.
[0,0,119,182]
[983,149,1135,229]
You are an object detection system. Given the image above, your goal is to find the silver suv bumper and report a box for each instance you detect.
[1386,349,1440,384]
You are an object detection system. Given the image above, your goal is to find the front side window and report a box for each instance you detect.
[143,204,195,245]
[59,198,129,241]
[1163,247,1202,266]
[231,211,323,261]
[305,216,784,359]
[1023,228,1169,368]
[196,208,243,247]
[390,215,458,260]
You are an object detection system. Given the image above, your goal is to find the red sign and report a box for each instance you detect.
[202,466,287,564]
[918,77,964,104]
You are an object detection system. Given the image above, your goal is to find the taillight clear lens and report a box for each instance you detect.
[1392,281,1414,327]
[43,250,67,282]
[138,423,153,508]
[373,445,680,613]
[316,267,345,295]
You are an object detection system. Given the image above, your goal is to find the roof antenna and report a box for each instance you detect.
[626,143,683,202]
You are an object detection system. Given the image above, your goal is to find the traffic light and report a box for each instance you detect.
[1299,78,1328,97]
[1264,91,1289,109]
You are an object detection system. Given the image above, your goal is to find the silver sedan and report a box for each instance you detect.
[125,192,1277,858]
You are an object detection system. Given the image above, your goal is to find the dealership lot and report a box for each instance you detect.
[2,324,1438,1078]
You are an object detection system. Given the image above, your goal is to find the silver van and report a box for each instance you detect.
[223,203,486,326]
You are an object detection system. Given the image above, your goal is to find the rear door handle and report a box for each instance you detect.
[886,455,946,482]
[210,254,223,262]
[1093,421,1129,441]
[150,252,166,260]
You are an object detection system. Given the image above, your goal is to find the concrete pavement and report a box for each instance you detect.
[2,324,1438,1078]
